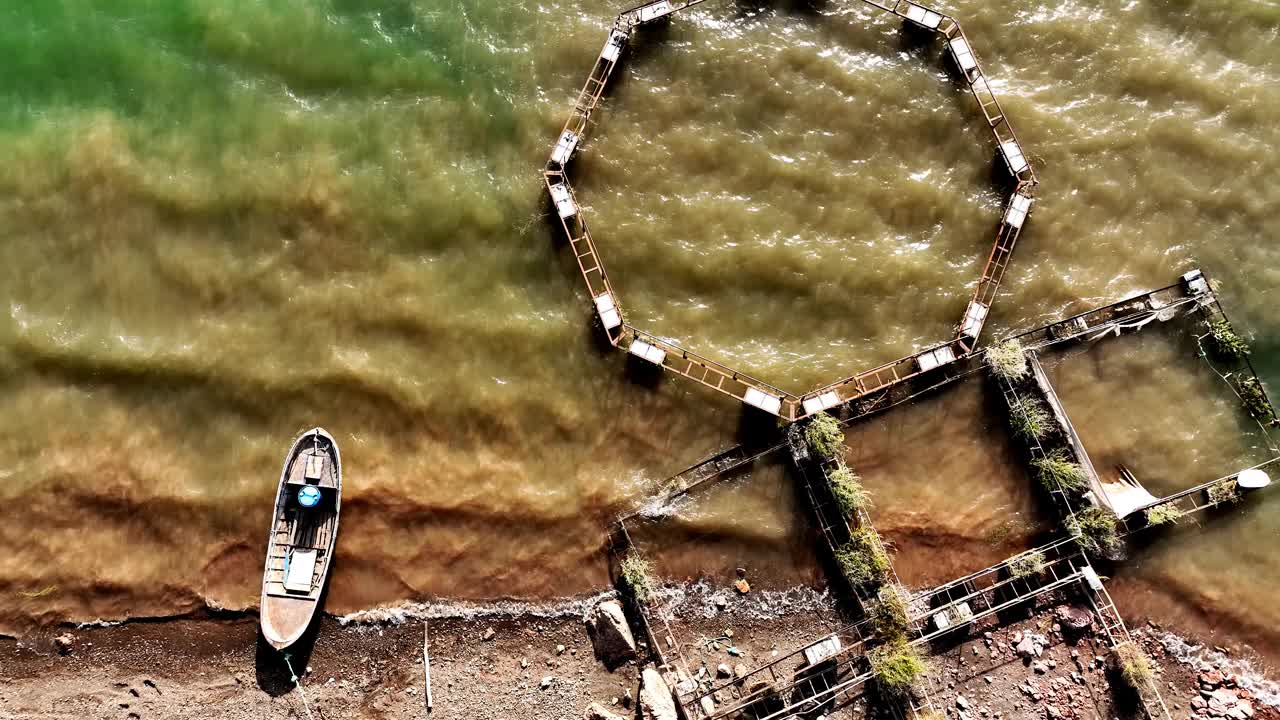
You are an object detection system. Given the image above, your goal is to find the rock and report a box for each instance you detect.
[521,658,529,669]
[713,596,729,610]
[1212,688,1240,704]
[1032,661,1049,674]
[623,689,633,708]
[716,664,732,679]
[734,663,747,679]
[482,627,495,642]
[1057,606,1094,636]
[1016,634,1040,659]
[585,702,627,720]
[640,667,678,720]
[957,694,971,710]
[556,644,566,655]
[584,601,637,669]
[53,634,76,655]
[1045,705,1063,720]
[1201,670,1225,689]
[540,676,555,690]
[734,579,751,594]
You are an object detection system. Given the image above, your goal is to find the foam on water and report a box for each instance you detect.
[1160,632,1280,709]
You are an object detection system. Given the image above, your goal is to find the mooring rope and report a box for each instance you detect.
[282,653,316,720]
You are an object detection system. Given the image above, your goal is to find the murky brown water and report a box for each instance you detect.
[1,0,1278,668]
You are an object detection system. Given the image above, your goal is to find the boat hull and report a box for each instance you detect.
[259,427,342,650]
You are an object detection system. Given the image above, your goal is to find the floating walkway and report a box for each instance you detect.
[598,270,1279,720]
[615,271,1258,522]
[993,270,1279,530]
[544,0,1039,422]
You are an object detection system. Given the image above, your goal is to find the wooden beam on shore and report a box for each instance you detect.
[423,620,434,712]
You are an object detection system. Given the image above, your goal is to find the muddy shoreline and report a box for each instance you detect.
[3,582,1278,720]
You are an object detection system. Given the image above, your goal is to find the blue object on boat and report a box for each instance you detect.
[297,485,321,508]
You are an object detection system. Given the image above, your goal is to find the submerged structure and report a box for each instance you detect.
[260,427,343,650]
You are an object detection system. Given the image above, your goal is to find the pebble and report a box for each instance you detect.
[540,676,554,690]
[556,644,565,655]
[482,628,495,642]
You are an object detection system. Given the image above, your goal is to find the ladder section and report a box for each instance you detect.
[622,326,802,420]
[684,536,1087,720]
[543,171,625,344]
[615,0,714,29]
[957,184,1036,346]
[1085,583,1174,720]
[1117,457,1280,535]
[802,339,971,419]
[943,22,1037,185]
[547,28,634,170]
[617,442,787,523]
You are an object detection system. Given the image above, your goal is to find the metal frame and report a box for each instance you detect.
[543,0,1041,422]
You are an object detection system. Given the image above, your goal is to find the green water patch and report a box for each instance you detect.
[0,1,528,124]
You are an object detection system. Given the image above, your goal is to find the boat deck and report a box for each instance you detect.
[264,446,339,600]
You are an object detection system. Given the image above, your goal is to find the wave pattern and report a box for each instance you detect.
[0,0,1278,664]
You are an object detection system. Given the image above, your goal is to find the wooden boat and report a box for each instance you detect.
[260,427,342,650]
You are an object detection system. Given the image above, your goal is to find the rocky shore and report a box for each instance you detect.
[2,586,1277,720]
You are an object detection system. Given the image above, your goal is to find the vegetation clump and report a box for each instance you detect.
[870,639,927,697]
[834,527,892,588]
[986,340,1029,380]
[805,414,845,460]
[1237,377,1277,424]
[1208,479,1241,506]
[1114,644,1153,690]
[1010,398,1051,441]
[868,585,911,641]
[829,465,870,516]
[1008,550,1047,579]
[1145,502,1184,526]
[1067,506,1120,556]
[1206,319,1250,359]
[619,553,654,603]
[1031,450,1087,493]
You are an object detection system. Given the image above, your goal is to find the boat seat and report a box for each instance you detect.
[283,548,318,593]
[304,454,326,483]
